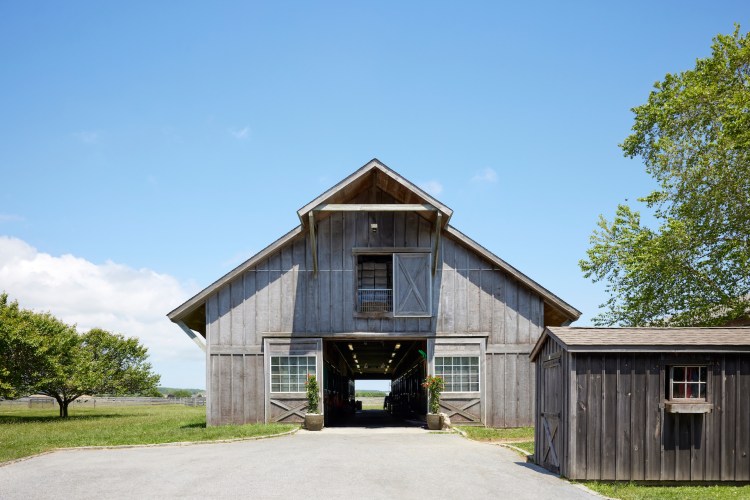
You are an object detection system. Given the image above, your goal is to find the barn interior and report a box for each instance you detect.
[323,339,427,426]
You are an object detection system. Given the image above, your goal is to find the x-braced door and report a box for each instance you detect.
[541,356,561,473]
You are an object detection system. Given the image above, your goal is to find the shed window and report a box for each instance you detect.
[669,366,706,400]
[270,356,316,393]
[435,356,479,392]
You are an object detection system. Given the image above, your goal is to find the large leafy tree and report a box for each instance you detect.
[581,27,750,327]
[0,293,161,416]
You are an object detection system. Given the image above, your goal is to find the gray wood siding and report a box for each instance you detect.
[205,210,546,426]
[554,351,750,481]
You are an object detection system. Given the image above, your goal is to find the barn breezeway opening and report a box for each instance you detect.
[323,339,427,428]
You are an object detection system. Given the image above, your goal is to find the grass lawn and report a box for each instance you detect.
[582,482,750,499]
[455,426,535,456]
[0,404,296,464]
[455,425,533,442]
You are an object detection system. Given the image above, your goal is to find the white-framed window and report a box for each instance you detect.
[435,356,479,392]
[669,365,707,400]
[270,355,316,393]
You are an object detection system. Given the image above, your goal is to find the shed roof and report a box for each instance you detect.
[530,326,750,360]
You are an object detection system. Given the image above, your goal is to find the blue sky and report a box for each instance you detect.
[0,2,747,390]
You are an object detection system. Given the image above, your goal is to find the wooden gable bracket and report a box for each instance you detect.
[176,320,206,353]
[309,212,318,276]
[432,212,442,275]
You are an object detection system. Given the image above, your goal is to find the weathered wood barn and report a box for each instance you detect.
[531,326,750,481]
[168,159,580,427]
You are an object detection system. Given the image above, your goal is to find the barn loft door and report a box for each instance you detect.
[393,253,431,317]
[541,356,561,473]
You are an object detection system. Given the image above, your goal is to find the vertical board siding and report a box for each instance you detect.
[537,349,750,481]
[205,210,547,426]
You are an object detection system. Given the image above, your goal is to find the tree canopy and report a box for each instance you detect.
[0,293,161,416]
[580,26,750,327]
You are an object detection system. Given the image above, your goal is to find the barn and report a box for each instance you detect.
[531,326,750,481]
[168,159,580,427]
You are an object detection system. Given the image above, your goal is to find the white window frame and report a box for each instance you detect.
[270,355,317,393]
[434,356,480,393]
[668,365,707,401]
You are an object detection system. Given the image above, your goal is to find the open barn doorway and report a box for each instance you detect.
[323,339,427,427]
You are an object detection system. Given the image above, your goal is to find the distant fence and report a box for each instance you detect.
[0,396,206,408]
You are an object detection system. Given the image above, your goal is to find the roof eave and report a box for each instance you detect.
[167,225,305,324]
[445,226,581,324]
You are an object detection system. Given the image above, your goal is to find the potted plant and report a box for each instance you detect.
[423,375,444,430]
[304,374,323,431]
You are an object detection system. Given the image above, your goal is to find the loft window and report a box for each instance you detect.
[357,255,393,313]
[435,356,479,392]
[354,252,432,317]
[669,366,706,400]
[270,356,316,393]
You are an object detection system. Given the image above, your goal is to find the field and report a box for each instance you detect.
[0,405,295,464]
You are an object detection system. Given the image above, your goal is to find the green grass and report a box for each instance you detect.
[582,482,750,499]
[0,405,296,464]
[513,441,534,455]
[455,426,534,442]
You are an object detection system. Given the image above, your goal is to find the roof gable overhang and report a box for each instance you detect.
[297,158,453,229]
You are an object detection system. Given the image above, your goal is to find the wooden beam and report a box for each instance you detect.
[432,212,442,275]
[309,211,318,275]
[313,203,437,212]
[177,321,206,353]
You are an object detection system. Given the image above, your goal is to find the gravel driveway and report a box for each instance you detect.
[0,427,597,499]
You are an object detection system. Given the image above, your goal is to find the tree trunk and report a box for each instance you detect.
[61,400,69,418]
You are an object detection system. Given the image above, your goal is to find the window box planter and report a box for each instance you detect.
[664,402,713,414]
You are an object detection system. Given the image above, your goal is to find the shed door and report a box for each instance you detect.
[393,253,431,317]
[541,357,561,473]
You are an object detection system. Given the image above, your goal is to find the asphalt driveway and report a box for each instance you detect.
[0,427,597,499]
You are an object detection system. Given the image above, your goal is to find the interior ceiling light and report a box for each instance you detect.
[388,359,392,364]
[353,353,357,359]
[348,344,353,351]
[395,343,401,349]
[391,352,396,358]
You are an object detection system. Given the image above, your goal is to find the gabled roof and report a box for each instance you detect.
[297,158,453,228]
[168,159,582,335]
[530,326,750,360]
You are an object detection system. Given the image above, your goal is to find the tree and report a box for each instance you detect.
[0,293,161,416]
[580,26,750,327]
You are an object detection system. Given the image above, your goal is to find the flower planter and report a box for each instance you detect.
[305,413,324,431]
[426,413,443,430]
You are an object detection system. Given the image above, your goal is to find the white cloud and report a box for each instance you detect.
[0,236,204,388]
[229,126,250,140]
[74,131,99,144]
[0,214,23,223]
[420,180,444,196]
[471,167,498,183]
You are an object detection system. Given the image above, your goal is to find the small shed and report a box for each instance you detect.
[530,326,750,481]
